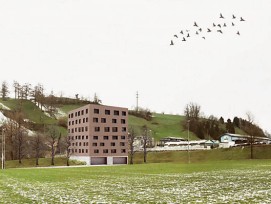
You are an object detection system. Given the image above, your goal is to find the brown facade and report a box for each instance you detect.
[67,104,128,165]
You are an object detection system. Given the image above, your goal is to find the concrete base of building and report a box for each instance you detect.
[70,156,128,166]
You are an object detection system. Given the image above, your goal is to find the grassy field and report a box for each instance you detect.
[1,159,271,203]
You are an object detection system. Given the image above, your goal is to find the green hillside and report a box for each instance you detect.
[0,98,248,141]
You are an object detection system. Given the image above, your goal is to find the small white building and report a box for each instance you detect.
[219,133,271,148]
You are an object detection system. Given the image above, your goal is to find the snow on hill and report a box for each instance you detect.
[0,111,35,136]
[0,102,10,110]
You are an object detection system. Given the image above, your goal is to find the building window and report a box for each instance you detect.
[78,136,81,140]
[94,109,99,114]
[86,142,88,146]
[85,126,88,131]
[83,118,85,123]
[71,113,74,118]
[121,119,126,124]
[121,149,126,153]
[112,127,118,132]
[69,121,71,126]
[103,136,109,140]
[94,127,100,132]
[121,135,126,140]
[100,142,105,146]
[79,149,81,153]
[86,136,88,139]
[93,118,98,123]
[112,136,118,140]
[72,129,74,133]
[86,117,88,122]
[111,149,117,153]
[86,109,88,114]
[79,142,81,146]
[122,111,126,116]
[79,119,81,124]
[75,112,77,117]
[75,128,77,132]
[105,109,110,115]
[111,142,115,146]
[82,135,84,140]
[75,149,77,153]
[92,143,97,146]
[114,110,119,116]
[103,149,108,153]
[78,111,80,116]
[75,120,78,124]
[94,149,99,153]
[93,136,98,140]
[86,149,88,153]
[112,119,117,123]
[120,142,125,146]
[72,121,74,125]
[122,127,127,132]
[81,110,84,115]
[104,127,110,132]
[101,118,106,123]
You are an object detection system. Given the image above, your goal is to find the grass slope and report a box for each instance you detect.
[129,113,198,141]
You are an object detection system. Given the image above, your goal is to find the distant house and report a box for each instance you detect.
[157,137,187,146]
[219,133,271,148]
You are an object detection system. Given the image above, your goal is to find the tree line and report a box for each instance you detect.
[183,102,266,140]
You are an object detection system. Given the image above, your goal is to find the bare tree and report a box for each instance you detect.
[1,81,9,101]
[93,93,102,104]
[128,125,137,165]
[13,81,20,99]
[142,125,151,163]
[246,112,256,159]
[64,136,72,166]
[32,133,46,166]
[47,125,60,165]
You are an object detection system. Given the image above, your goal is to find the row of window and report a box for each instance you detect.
[72,142,125,147]
[68,126,88,133]
[93,135,126,140]
[94,109,127,116]
[69,148,126,154]
[94,127,127,132]
[93,118,126,124]
[92,142,125,147]
[69,135,126,141]
[69,109,89,118]
[69,117,89,126]
[72,142,89,147]
[70,148,88,154]
[69,108,127,119]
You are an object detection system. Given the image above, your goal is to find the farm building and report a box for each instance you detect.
[219,133,271,148]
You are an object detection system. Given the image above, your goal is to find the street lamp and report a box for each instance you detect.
[187,120,190,164]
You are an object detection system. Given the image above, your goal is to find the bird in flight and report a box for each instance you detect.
[194,22,198,27]
[232,22,235,26]
[174,35,178,38]
[207,28,211,32]
[187,33,190,37]
[217,24,221,28]
[213,23,216,27]
[199,28,202,32]
[220,13,224,18]
[240,17,245,21]
[180,30,183,34]
[223,23,227,27]
[170,40,174,45]
[232,14,236,19]
[182,37,186,41]
[202,37,206,40]
[237,31,240,35]
[217,30,223,34]
[196,31,199,35]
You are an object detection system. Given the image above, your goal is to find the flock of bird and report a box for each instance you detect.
[170,13,246,45]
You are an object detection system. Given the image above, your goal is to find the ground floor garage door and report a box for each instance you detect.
[113,157,127,164]
[91,157,107,165]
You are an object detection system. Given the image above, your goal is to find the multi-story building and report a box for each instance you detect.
[67,104,128,165]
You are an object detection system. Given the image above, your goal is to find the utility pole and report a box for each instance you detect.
[1,127,5,170]
[136,91,139,112]
[187,120,190,164]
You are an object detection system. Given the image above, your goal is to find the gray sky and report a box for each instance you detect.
[0,0,271,133]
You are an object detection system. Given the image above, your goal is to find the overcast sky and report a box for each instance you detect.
[0,0,270,133]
